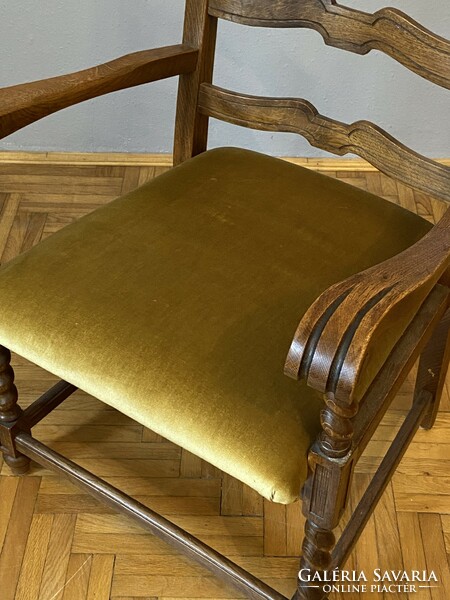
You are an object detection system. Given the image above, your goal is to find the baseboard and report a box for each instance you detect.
[0,151,449,172]
[0,152,173,168]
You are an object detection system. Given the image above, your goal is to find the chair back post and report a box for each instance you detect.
[173,0,218,165]
[178,0,450,205]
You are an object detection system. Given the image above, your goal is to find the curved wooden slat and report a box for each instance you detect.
[209,0,450,89]
[0,45,198,140]
[199,84,450,204]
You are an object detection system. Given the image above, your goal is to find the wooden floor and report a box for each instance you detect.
[0,157,449,600]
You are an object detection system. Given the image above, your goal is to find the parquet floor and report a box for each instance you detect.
[0,157,449,600]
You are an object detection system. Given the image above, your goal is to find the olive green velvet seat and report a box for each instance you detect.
[0,147,431,504]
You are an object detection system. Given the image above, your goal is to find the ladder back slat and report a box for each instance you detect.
[199,83,450,203]
[209,0,450,89]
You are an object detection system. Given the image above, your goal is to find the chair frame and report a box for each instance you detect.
[1,2,449,599]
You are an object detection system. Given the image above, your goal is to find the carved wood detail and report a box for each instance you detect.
[199,84,450,204]
[319,392,358,458]
[296,520,335,600]
[284,205,450,405]
[0,345,30,475]
[0,345,20,423]
[209,0,450,89]
[0,3,448,597]
[197,86,450,409]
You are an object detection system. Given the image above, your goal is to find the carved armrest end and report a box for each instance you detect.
[285,213,450,405]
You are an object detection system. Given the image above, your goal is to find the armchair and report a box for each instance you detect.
[0,1,449,599]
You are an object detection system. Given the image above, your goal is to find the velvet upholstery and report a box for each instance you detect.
[0,148,431,503]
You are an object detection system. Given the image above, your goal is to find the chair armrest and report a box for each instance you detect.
[284,208,450,404]
[0,44,198,139]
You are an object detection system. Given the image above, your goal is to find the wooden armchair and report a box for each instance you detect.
[0,2,449,599]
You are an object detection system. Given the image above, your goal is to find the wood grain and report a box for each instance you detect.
[0,45,198,140]
[397,512,432,600]
[62,554,92,600]
[173,0,218,164]
[199,84,450,204]
[15,514,54,600]
[264,502,287,557]
[1,151,449,170]
[0,194,21,260]
[419,514,450,600]
[0,158,448,599]
[284,223,450,406]
[0,476,18,553]
[209,0,450,89]
[86,555,115,600]
[0,477,41,600]
[349,475,383,600]
[38,513,76,600]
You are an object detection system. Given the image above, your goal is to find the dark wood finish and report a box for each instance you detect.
[330,390,431,572]
[173,0,218,164]
[297,399,355,598]
[319,394,358,459]
[192,34,450,415]
[285,210,450,407]
[22,380,77,427]
[296,521,335,600]
[199,84,450,204]
[294,287,449,599]
[0,346,30,475]
[209,0,450,89]
[3,284,443,599]
[1,2,449,599]
[0,346,20,423]
[352,285,449,457]
[414,309,450,429]
[0,45,198,140]
[14,432,288,600]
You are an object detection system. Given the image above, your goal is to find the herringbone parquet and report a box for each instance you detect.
[0,156,449,600]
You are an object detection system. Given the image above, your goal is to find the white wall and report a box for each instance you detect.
[1,0,449,157]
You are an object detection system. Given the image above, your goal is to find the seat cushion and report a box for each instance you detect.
[0,148,431,503]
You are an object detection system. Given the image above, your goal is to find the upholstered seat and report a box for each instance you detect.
[0,147,431,503]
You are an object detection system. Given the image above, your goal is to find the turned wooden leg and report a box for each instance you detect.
[0,345,30,475]
[414,309,450,429]
[2,450,30,475]
[293,392,356,600]
[293,520,334,600]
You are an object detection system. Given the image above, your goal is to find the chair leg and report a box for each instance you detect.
[293,520,334,600]
[0,345,30,475]
[414,309,450,430]
[293,393,357,600]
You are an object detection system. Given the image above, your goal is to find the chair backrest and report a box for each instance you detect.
[173,0,450,204]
